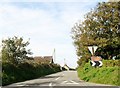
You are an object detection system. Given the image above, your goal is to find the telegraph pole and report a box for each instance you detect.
[52,48,56,63]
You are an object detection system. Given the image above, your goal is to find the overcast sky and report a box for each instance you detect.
[0,0,106,68]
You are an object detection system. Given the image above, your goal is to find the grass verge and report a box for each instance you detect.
[77,60,120,86]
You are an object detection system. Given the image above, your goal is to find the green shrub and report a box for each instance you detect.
[2,62,61,86]
[103,60,119,67]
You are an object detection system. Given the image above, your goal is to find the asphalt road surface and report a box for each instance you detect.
[4,71,118,88]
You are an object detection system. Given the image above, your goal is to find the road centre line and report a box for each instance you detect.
[49,83,52,86]
[49,82,55,88]
[61,80,79,84]
[55,77,60,81]
[15,84,25,87]
[61,80,68,84]
[70,80,79,84]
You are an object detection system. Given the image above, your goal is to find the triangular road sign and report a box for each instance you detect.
[88,46,94,55]
[93,46,98,53]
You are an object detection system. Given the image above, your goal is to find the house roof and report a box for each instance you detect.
[34,56,53,63]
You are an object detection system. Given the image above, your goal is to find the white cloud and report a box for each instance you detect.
[0,2,103,68]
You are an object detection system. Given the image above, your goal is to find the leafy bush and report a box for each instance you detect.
[2,62,61,86]
[77,56,89,67]
[103,60,120,67]
[2,36,32,65]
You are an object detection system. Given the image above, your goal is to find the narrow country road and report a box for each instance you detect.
[4,71,116,88]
